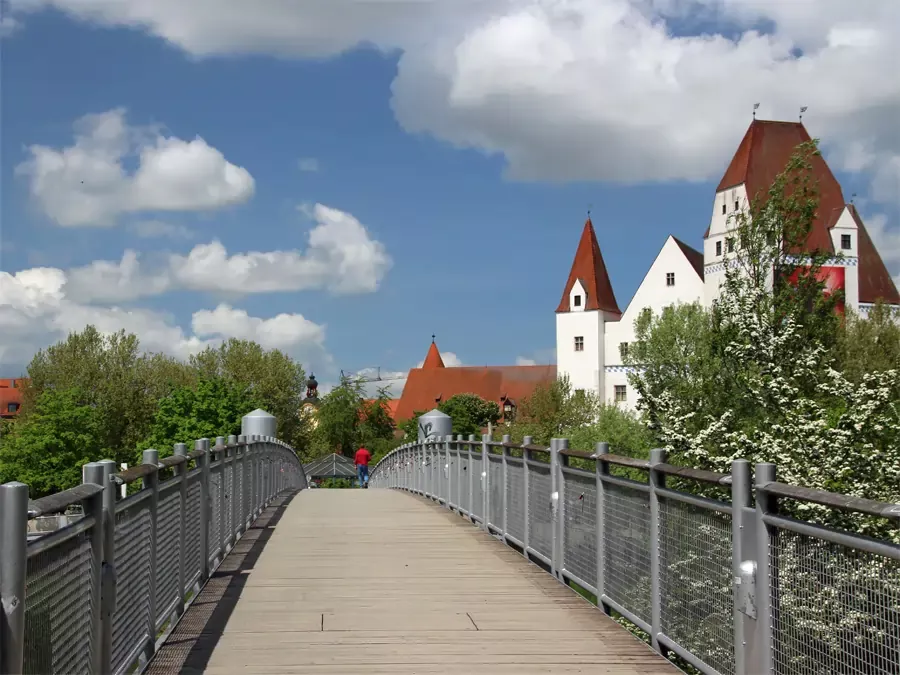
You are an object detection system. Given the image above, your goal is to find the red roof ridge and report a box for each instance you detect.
[847,204,900,305]
[670,235,704,279]
[421,340,445,369]
[556,217,621,315]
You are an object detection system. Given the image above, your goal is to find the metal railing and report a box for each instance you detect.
[370,434,900,675]
[0,434,307,675]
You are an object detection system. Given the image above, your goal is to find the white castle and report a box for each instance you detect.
[555,119,900,409]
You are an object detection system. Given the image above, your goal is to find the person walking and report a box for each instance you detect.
[355,445,372,488]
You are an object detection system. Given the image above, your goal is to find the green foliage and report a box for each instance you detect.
[313,380,396,457]
[318,478,354,489]
[508,375,600,445]
[836,301,900,383]
[566,404,654,459]
[0,388,103,497]
[141,379,253,459]
[397,393,500,440]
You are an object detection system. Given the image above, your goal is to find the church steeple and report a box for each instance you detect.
[556,217,621,316]
[422,336,445,369]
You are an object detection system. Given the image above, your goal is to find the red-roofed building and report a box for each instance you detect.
[0,378,25,419]
[391,339,556,424]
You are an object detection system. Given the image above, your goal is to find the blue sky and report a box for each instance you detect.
[2,2,898,392]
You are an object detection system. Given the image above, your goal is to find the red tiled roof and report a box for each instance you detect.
[393,364,557,422]
[422,341,445,369]
[672,236,704,279]
[0,386,23,417]
[848,204,900,305]
[556,218,621,316]
[709,120,844,254]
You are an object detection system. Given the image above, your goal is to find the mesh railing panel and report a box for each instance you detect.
[242,460,251,523]
[224,461,233,540]
[659,496,735,675]
[236,460,245,528]
[24,526,96,675]
[185,474,202,586]
[603,481,652,624]
[209,464,221,555]
[770,528,900,675]
[527,462,552,559]
[506,459,526,542]
[449,448,460,506]
[488,454,503,530]
[459,451,470,513]
[112,497,152,674]
[154,483,182,623]
[562,469,597,588]
[470,453,483,520]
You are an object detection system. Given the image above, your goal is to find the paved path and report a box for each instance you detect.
[150,489,677,674]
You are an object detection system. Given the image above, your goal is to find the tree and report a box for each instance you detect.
[142,378,254,459]
[190,339,309,449]
[511,375,599,445]
[314,377,366,457]
[836,301,900,383]
[0,388,103,497]
[397,393,500,440]
[22,326,193,465]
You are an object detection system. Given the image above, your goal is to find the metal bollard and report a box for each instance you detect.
[0,482,29,675]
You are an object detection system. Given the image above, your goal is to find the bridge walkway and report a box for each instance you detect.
[149,489,677,674]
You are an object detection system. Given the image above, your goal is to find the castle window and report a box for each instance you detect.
[841,234,851,250]
[614,385,627,403]
[666,272,675,287]
[573,294,582,307]
[721,203,726,215]
[619,342,629,359]
[574,336,584,352]
[735,200,740,211]
[726,237,734,253]
[715,240,722,256]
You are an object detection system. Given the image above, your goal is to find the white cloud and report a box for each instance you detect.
[516,356,537,366]
[0,266,328,370]
[128,220,195,240]
[15,0,900,209]
[60,203,392,303]
[298,157,320,172]
[15,108,254,226]
[415,351,463,368]
[864,213,900,287]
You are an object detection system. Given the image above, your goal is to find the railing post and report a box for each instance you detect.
[216,437,227,557]
[234,436,244,540]
[173,443,188,613]
[755,463,777,675]
[444,436,452,510]
[467,434,476,521]
[141,448,160,664]
[501,434,511,538]
[731,459,753,675]
[594,442,610,615]
[97,459,118,675]
[0,481,28,675]
[82,463,106,675]
[554,438,568,580]
[522,435,533,554]
[481,434,490,532]
[196,438,211,580]
[648,448,667,656]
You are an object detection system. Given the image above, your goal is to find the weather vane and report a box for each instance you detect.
[752,103,760,119]
[431,333,436,343]
[800,106,808,121]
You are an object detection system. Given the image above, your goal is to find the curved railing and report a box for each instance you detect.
[0,434,307,675]
[370,434,900,675]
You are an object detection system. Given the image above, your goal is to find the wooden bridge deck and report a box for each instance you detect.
[149,489,678,674]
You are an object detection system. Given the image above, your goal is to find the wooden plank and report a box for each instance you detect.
[153,489,679,674]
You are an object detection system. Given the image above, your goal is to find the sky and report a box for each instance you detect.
[1,0,898,396]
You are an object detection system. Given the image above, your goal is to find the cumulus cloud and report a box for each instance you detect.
[14,1,900,199]
[0,266,328,370]
[62,203,391,303]
[15,108,254,226]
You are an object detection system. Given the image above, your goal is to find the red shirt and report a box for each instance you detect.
[355,448,372,466]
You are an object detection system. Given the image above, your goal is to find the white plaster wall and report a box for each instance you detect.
[830,206,859,310]
[704,185,749,306]
[556,308,604,398]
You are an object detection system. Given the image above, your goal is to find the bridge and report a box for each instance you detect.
[1,421,899,674]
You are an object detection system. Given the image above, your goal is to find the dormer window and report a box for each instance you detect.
[841,234,851,250]
[573,294,582,307]
[666,273,675,287]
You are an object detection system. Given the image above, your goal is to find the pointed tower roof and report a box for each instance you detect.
[556,218,621,315]
[709,119,845,253]
[421,338,445,369]
[848,204,900,305]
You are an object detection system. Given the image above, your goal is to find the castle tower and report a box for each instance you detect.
[555,218,621,398]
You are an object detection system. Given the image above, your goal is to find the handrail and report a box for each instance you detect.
[0,431,308,675]
[370,435,900,675]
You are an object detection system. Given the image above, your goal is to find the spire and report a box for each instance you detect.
[556,217,621,315]
[422,339,445,369]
